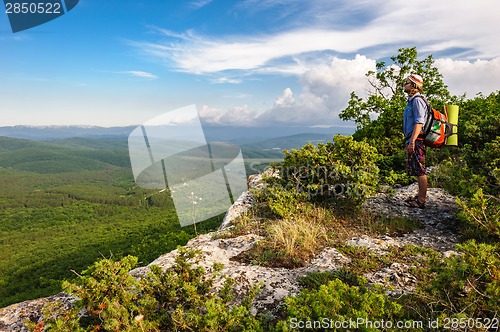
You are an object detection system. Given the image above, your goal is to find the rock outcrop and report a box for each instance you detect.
[0,176,460,331]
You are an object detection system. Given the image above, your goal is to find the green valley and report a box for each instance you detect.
[0,137,221,307]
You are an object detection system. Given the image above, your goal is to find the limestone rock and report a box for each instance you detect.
[363,182,460,252]
[130,233,350,314]
[0,293,74,332]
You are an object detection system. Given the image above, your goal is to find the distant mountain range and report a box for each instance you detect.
[0,125,354,172]
[0,124,354,145]
[0,125,136,141]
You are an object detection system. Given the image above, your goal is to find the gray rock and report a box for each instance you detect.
[0,293,74,332]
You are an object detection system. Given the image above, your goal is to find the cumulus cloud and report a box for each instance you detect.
[199,105,257,126]
[198,105,225,124]
[198,54,378,127]
[187,54,500,128]
[273,88,295,108]
[257,55,376,126]
[435,57,500,97]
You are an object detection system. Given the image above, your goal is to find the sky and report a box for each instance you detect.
[1,0,499,128]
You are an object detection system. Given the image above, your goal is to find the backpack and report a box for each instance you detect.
[413,95,454,148]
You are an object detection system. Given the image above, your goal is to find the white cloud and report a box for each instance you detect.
[199,105,257,126]
[212,77,242,84]
[124,71,158,79]
[188,0,213,9]
[200,55,376,127]
[219,105,258,126]
[273,88,295,108]
[198,105,224,124]
[136,0,499,76]
[133,0,500,127]
[206,55,499,127]
[435,57,500,97]
[257,55,376,126]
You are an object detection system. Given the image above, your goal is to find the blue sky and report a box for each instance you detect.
[1,0,499,127]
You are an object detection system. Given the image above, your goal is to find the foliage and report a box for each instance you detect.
[428,159,487,198]
[273,134,379,206]
[427,93,499,240]
[66,256,158,332]
[255,185,309,219]
[143,247,262,331]
[457,189,500,239]
[456,91,500,151]
[31,248,263,332]
[275,277,402,332]
[462,136,500,196]
[410,240,500,321]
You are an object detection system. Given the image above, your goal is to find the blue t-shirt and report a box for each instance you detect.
[403,93,427,142]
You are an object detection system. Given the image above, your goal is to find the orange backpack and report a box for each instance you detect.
[414,96,454,148]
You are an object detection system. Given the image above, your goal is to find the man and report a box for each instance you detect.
[403,74,427,208]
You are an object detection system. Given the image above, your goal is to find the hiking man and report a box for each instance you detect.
[403,74,427,208]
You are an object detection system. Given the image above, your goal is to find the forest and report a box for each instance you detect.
[0,137,221,307]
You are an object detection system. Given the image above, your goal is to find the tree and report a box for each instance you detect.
[339,47,451,146]
[337,47,453,182]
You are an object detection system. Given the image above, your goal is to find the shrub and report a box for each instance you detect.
[428,158,486,198]
[31,248,263,332]
[141,247,262,331]
[275,135,380,207]
[411,240,500,321]
[457,189,500,239]
[275,277,402,331]
[28,255,158,332]
[259,185,309,219]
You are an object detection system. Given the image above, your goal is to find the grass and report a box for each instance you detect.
[267,216,328,257]
[225,190,427,271]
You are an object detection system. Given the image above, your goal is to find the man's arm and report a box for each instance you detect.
[407,123,423,153]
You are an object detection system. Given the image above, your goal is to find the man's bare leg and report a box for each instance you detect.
[417,175,427,203]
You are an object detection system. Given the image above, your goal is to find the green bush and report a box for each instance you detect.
[31,248,263,332]
[412,240,500,320]
[464,136,500,196]
[141,247,262,331]
[275,277,402,331]
[428,159,487,198]
[257,185,309,219]
[28,255,158,332]
[274,135,379,206]
[457,189,500,239]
